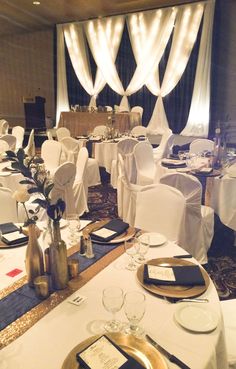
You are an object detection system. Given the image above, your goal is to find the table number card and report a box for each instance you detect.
[147,265,176,282]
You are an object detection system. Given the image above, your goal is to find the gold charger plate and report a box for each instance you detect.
[83,220,136,244]
[61,333,168,369]
[137,258,210,299]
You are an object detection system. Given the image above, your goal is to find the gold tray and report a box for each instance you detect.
[83,220,136,244]
[61,333,168,369]
[137,258,210,299]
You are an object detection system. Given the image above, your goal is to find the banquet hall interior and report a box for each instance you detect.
[0,0,236,368]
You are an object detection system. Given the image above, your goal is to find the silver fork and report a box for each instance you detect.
[164,296,209,303]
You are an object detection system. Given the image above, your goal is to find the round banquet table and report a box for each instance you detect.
[0,161,24,192]
[0,227,228,369]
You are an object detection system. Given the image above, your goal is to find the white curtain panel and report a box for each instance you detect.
[181,0,215,137]
[63,23,105,107]
[84,16,127,108]
[147,2,204,134]
[56,25,70,126]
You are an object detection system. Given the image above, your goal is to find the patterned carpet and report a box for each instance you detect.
[85,181,236,301]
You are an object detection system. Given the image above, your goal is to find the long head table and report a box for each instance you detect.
[0,224,228,369]
[58,111,141,137]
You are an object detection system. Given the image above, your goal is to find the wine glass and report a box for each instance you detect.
[66,213,80,245]
[124,237,140,271]
[123,291,146,337]
[102,286,124,332]
[135,234,150,263]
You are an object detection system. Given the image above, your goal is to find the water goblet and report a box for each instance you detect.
[102,286,124,332]
[135,233,150,263]
[66,213,80,245]
[124,237,140,271]
[123,291,146,337]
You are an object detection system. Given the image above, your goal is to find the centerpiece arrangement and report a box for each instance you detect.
[6,148,69,290]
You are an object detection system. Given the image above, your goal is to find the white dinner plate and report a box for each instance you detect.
[0,171,11,176]
[174,304,219,333]
[138,232,167,247]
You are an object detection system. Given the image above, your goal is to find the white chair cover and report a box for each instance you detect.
[0,187,18,222]
[0,134,16,151]
[189,138,214,154]
[0,140,9,153]
[221,299,236,369]
[12,126,25,150]
[86,158,101,187]
[56,127,71,142]
[51,162,76,217]
[130,106,143,121]
[134,183,186,242]
[41,140,62,174]
[46,130,54,140]
[92,125,108,136]
[131,125,147,137]
[0,120,9,135]
[133,141,156,185]
[60,137,80,164]
[153,129,175,161]
[73,147,89,215]
[160,172,214,264]
[24,129,35,157]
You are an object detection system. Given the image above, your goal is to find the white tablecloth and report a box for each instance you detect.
[0,231,228,369]
[0,161,23,192]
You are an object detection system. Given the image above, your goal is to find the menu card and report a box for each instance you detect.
[143,264,205,286]
[76,335,145,369]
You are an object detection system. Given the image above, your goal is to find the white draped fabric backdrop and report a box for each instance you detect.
[56,0,215,138]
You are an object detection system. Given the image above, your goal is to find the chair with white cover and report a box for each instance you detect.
[56,127,71,142]
[189,139,214,154]
[73,147,89,215]
[24,129,35,157]
[0,134,16,151]
[92,125,108,137]
[153,129,175,161]
[60,137,80,164]
[160,172,214,264]
[130,125,147,137]
[41,140,62,175]
[131,106,143,121]
[0,140,9,154]
[46,129,54,140]
[134,183,186,242]
[0,120,9,135]
[12,126,25,150]
[0,187,18,222]
[86,156,101,187]
[133,141,157,185]
[51,162,76,217]
[220,299,236,369]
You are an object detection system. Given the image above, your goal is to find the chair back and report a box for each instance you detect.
[51,162,76,216]
[0,120,9,135]
[41,140,62,173]
[92,125,108,136]
[12,126,25,150]
[117,138,138,184]
[46,130,54,140]
[0,134,16,151]
[60,137,80,164]
[56,127,71,142]
[134,183,186,242]
[24,129,35,157]
[131,125,147,137]
[189,139,214,154]
[133,141,156,185]
[0,187,18,222]
[75,147,89,182]
[131,106,143,120]
[0,139,9,153]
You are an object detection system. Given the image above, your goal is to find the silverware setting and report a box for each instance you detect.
[164,296,209,303]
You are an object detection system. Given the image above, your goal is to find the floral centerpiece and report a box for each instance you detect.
[6,149,68,289]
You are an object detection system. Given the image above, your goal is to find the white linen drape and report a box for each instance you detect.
[147,3,204,134]
[56,25,70,126]
[181,0,215,137]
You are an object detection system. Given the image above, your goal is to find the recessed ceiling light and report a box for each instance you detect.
[33,1,40,5]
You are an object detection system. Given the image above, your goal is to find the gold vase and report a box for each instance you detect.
[25,223,44,287]
[49,220,69,290]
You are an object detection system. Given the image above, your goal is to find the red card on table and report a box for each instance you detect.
[6,268,23,277]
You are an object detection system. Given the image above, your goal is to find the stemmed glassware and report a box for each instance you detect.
[124,237,140,271]
[66,213,80,246]
[123,291,146,337]
[135,233,150,263]
[102,286,124,332]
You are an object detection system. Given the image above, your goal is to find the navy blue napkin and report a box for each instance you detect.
[0,223,20,234]
[91,219,129,242]
[161,162,186,169]
[143,264,205,286]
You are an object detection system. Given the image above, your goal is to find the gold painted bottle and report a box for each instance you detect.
[25,223,44,287]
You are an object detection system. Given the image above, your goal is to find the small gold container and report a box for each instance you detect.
[34,275,50,299]
[68,259,79,279]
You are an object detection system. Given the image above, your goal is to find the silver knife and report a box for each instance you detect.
[146,334,191,369]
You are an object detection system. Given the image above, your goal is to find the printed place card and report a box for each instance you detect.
[92,228,116,239]
[147,265,176,282]
[3,231,27,243]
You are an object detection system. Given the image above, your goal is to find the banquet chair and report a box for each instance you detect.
[0,187,18,222]
[130,106,143,121]
[56,127,71,142]
[189,139,214,154]
[24,129,35,157]
[0,119,9,135]
[134,183,186,242]
[0,134,16,151]
[133,141,157,185]
[86,156,101,187]
[220,299,236,369]
[46,129,54,140]
[130,125,147,137]
[51,162,76,217]
[12,126,25,150]
[160,172,214,264]
[153,128,175,161]
[73,147,89,215]
[60,137,80,164]
[0,139,9,154]
[92,125,108,137]
[41,140,62,175]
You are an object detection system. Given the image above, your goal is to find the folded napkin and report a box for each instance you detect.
[143,264,205,286]
[161,162,186,169]
[1,231,28,245]
[0,222,20,235]
[91,219,129,242]
[193,167,213,175]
